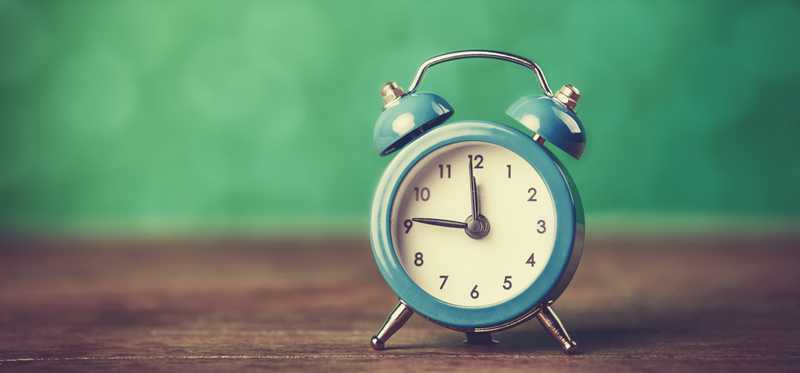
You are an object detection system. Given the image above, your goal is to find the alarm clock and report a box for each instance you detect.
[368,50,585,354]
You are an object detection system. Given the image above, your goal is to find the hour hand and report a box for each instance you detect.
[412,217,467,229]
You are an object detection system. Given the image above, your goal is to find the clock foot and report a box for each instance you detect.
[464,332,498,345]
[370,301,413,351]
[536,305,579,354]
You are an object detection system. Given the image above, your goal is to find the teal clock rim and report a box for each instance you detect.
[370,120,578,329]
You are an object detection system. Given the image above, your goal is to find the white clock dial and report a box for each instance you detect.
[390,141,557,307]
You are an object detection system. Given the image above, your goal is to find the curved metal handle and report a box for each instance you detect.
[407,50,553,96]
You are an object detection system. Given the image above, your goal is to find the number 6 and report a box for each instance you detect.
[470,285,479,299]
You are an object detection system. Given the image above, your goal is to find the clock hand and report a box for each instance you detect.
[466,157,490,239]
[469,158,479,218]
[412,217,468,229]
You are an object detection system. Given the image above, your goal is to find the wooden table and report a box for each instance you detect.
[1,234,799,372]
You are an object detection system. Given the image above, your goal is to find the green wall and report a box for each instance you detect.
[1,0,798,234]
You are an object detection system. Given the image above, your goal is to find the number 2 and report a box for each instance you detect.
[527,187,538,202]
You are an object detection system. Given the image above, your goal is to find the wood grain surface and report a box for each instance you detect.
[0,234,799,372]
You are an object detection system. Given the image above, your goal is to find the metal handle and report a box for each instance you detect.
[407,50,553,96]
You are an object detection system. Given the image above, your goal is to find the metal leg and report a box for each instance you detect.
[370,301,414,351]
[535,305,579,354]
[464,332,498,345]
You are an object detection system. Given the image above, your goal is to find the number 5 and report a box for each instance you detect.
[502,276,512,290]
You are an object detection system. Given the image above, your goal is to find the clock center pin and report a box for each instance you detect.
[465,214,490,239]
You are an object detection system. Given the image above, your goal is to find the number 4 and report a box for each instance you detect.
[526,253,536,266]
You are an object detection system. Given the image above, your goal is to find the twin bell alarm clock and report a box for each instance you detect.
[368,50,586,354]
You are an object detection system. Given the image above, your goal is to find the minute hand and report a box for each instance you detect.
[412,218,468,229]
[469,159,480,218]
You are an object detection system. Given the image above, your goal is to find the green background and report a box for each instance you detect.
[1,0,798,235]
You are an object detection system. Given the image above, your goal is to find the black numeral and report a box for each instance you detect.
[470,284,480,299]
[503,276,513,290]
[413,187,430,201]
[439,275,448,289]
[536,219,546,233]
[527,187,538,202]
[506,164,512,178]
[438,164,451,179]
[468,154,484,169]
[414,252,424,266]
[526,253,536,266]
[403,219,413,233]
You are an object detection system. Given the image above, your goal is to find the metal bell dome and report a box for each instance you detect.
[373,82,453,156]
[506,85,585,159]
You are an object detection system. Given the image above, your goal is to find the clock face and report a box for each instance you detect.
[390,141,557,307]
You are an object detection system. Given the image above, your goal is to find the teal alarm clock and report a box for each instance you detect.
[368,50,586,354]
